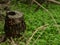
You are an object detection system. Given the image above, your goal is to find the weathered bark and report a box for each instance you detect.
[0,11,26,43]
[4,11,26,38]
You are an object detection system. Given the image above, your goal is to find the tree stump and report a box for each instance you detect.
[4,11,26,38]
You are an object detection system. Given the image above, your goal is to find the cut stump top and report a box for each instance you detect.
[6,11,23,19]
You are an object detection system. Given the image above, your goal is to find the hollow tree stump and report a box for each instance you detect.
[4,11,26,38]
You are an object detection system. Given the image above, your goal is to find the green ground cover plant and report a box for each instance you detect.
[0,2,60,45]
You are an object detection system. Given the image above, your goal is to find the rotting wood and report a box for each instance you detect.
[0,11,26,43]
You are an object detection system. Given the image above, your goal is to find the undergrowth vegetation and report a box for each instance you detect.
[0,2,60,45]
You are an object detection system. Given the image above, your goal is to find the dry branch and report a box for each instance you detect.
[33,0,60,32]
[32,31,45,45]
[48,0,60,5]
[26,24,49,45]
[8,37,18,45]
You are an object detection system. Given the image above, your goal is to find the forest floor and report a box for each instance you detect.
[0,3,60,45]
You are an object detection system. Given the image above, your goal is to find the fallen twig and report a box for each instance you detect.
[33,0,60,33]
[8,37,18,45]
[48,0,60,5]
[32,30,45,45]
[26,24,49,45]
